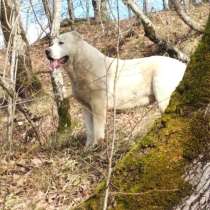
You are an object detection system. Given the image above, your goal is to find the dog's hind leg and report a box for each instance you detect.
[153,75,174,113]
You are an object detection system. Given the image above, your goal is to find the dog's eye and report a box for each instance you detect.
[58,41,64,45]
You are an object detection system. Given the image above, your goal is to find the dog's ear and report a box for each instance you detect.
[71,31,82,40]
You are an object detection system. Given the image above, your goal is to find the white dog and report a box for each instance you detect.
[45,31,186,146]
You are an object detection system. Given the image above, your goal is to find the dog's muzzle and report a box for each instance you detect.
[45,49,69,70]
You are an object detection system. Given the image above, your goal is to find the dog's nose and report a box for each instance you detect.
[45,48,50,57]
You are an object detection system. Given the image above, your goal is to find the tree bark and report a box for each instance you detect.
[51,0,61,39]
[0,0,41,97]
[168,0,175,9]
[85,0,90,21]
[75,12,210,210]
[170,0,205,33]
[43,0,71,132]
[183,0,190,12]
[92,0,108,22]
[67,0,75,22]
[174,158,210,209]
[143,0,149,14]
[123,0,189,63]
[192,0,202,5]
[7,19,18,147]
[163,0,169,10]
[0,75,41,145]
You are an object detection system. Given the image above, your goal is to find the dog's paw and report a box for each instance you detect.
[84,138,106,152]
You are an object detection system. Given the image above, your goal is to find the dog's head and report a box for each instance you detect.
[45,31,82,70]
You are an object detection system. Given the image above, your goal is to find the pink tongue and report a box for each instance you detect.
[49,60,61,70]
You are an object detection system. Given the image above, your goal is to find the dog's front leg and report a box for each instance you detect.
[92,112,106,145]
[91,100,106,145]
[83,108,94,147]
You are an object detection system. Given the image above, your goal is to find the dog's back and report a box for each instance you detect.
[106,56,186,111]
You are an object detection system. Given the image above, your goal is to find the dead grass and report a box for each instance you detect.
[0,93,160,209]
[0,4,209,210]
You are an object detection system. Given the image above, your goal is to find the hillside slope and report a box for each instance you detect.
[76,11,210,210]
[0,5,209,210]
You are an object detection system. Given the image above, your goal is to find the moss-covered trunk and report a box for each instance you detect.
[48,0,71,133]
[75,13,210,210]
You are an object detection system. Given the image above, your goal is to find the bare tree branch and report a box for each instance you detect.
[171,0,205,33]
[0,0,41,97]
[0,76,42,145]
[29,0,48,37]
[122,0,189,63]
[42,0,53,30]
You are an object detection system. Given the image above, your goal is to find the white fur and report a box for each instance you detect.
[48,31,186,146]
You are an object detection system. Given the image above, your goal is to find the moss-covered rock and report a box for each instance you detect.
[75,14,210,210]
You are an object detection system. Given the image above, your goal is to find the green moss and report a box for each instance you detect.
[76,15,210,210]
[74,192,104,210]
[175,18,210,109]
[95,181,106,193]
[31,74,42,91]
[58,98,71,132]
[183,111,210,161]
[109,116,191,210]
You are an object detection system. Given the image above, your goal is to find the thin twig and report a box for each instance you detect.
[0,77,42,146]
[103,0,121,209]
[29,0,49,36]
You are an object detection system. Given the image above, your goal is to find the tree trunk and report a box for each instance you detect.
[0,0,41,97]
[51,0,61,39]
[163,0,169,10]
[43,0,71,132]
[143,0,149,14]
[92,0,108,22]
[170,0,204,33]
[174,159,210,209]
[183,0,190,12]
[75,13,210,210]
[67,0,75,22]
[192,0,202,5]
[0,74,42,145]
[85,0,90,21]
[123,0,189,63]
[168,0,175,9]
[42,0,53,29]
[7,17,18,147]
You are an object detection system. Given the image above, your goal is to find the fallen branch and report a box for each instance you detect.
[122,0,189,63]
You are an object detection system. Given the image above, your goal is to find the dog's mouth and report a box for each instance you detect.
[48,55,69,70]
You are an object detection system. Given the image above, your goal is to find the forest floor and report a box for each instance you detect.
[0,4,209,210]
